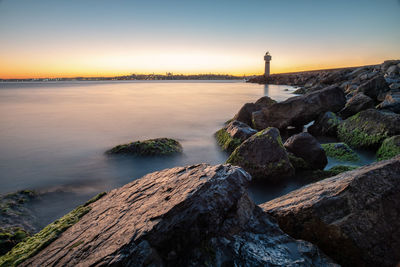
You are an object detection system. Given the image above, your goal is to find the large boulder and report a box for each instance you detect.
[308,111,342,137]
[14,164,336,267]
[338,93,374,119]
[106,138,182,156]
[261,156,400,267]
[215,120,257,152]
[226,128,294,182]
[233,96,276,127]
[356,75,389,100]
[284,132,327,170]
[253,86,346,130]
[337,109,400,149]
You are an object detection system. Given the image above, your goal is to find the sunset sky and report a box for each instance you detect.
[0,0,399,78]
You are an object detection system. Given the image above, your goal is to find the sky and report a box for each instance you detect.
[0,0,399,78]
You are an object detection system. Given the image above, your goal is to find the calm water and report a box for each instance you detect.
[0,80,300,227]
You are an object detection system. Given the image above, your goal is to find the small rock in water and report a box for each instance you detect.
[106,138,182,156]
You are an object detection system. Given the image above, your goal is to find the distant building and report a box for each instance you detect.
[264,52,272,77]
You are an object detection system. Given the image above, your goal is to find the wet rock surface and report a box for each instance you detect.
[20,164,336,267]
[226,128,294,182]
[254,86,345,130]
[261,156,400,267]
[284,132,327,170]
[233,96,276,127]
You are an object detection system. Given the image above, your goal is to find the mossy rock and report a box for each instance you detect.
[376,136,400,161]
[321,143,360,162]
[337,109,400,149]
[106,138,182,156]
[0,192,106,266]
[215,128,241,152]
[287,153,310,170]
[0,227,29,256]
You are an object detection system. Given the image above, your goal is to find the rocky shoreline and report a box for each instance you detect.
[1,60,400,266]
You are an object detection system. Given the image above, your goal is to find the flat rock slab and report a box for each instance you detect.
[261,155,400,267]
[22,164,336,267]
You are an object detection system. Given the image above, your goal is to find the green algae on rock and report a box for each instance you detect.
[376,136,400,161]
[215,120,257,153]
[0,192,106,267]
[321,143,360,162]
[226,127,294,182]
[0,227,29,256]
[337,109,400,149]
[298,165,358,181]
[215,128,241,152]
[106,138,182,156]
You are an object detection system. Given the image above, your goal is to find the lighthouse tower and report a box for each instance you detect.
[264,52,272,77]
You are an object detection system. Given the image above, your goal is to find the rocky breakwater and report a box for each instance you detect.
[3,164,337,266]
[261,155,400,267]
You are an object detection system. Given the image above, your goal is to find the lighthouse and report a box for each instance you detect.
[264,51,272,77]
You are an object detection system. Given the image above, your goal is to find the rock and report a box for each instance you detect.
[389,82,400,90]
[0,227,29,256]
[321,142,360,162]
[106,138,182,156]
[226,128,294,182]
[233,96,276,127]
[287,152,311,170]
[293,87,306,94]
[308,111,342,137]
[338,93,374,119]
[284,132,327,170]
[381,60,400,72]
[357,75,389,100]
[253,86,346,130]
[377,92,400,113]
[376,135,400,161]
[386,65,399,76]
[215,120,257,152]
[337,109,400,149]
[14,164,336,267]
[261,156,400,267]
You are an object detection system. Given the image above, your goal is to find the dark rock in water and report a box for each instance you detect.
[293,87,306,94]
[106,138,182,156]
[0,190,38,235]
[233,96,276,127]
[19,164,336,267]
[377,91,400,113]
[227,128,294,182]
[338,109,400,149]
[338,92,374,119]
[357,75,389,100]
[284,132,327,170]
[321,142,360,162]
[308,111,342,137]
[261,156,400,267]
[215,120,256,152]
[376,135,400,161]
[254,86,346,130]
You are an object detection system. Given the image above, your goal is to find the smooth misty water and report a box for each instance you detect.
[0,81,301,227]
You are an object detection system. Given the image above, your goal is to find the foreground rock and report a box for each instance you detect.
[338,109,400,149]
[338,93,374,119]
[356,74,389,100]
[377,91,400,113]
[106,138,182,156]
[307,111,342,137]
[261,156,400,267]
[233,96,276,127]
[227,128,294,182]
[284,132,327,170]
[215,120,256,152]
[14,164,336,266]
[253,86,346,130]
